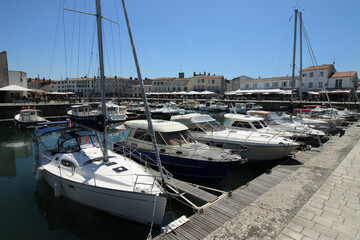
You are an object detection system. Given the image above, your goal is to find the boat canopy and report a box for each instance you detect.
[36,126,69,137]
[125,120,188,132]
[59,131,97,142]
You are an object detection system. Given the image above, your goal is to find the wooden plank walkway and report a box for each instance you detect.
[164,177,220,203]
[154,136,339,240]
[148,169,222,205]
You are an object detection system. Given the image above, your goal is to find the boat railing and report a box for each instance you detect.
[113,144,173,178]
[39,152,169,192]
[222,130,250,152]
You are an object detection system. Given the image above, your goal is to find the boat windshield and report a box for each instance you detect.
[160,130,196,146]
[259,120,268,128]
[196,120,225,132]
[58,134,99,153]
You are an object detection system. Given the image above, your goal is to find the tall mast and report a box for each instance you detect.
[290,9,298,121]
[299,11,303,118]
[95,0,108,161]
[121,0,165,181]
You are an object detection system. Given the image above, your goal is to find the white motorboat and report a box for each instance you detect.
[247,111,326,141]
[113,120,242,182]
[171,113,300,162]
[34,128,166,226]
[67,104,105,132]
[306,107,345,126]
[229,102,263,114]
[280,112,336,134]
[150,103,194,120]
[224,113,298,138]
[94,102,127,122]
[14,106,48,128]
[199,100,228,112]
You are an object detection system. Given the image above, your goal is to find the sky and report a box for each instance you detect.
[1,0,359,81]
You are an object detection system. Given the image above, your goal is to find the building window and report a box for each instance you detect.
[265,82,270,88]
[253,83,257,89]
[335,79,342,88]
[245,84,249,89]
[283,82,287,87]
[309,82,313,88]
[318,82,323,88]
[309,72,314,78]
[302,73,307,77]
[319,71,324,77]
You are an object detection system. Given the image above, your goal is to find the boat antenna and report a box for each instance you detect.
[121,0,165,181]
[95,0,109,161]
[290,9,298,121]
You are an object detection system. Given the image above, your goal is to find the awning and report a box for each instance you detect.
[0,85,33,92]
[31,89,47,94]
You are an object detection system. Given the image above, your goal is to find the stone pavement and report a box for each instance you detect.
[203,123,360,240]
[277,138,360,240]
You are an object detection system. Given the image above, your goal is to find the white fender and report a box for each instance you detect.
[54,183,61,198]
[35,167,43,181]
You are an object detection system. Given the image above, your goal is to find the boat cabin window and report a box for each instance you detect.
[108,107,117,113]
[160,130,196,146]
[231,121,252,129]
[259,120,267,127]
[155,132,166,145]
[133,129,152,142]
[252,121,264,129]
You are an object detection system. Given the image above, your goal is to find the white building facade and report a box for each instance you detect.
[240,76,298,90]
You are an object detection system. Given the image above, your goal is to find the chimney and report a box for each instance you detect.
[130,77,132,80]
[193,72,196,76]
[179,72,184,78]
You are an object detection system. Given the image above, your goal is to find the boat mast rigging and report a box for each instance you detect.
[95,0,108,161]
[120,0,165,182]
[290,9,298,121]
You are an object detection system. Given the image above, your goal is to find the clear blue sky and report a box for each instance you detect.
[1,0,359,81]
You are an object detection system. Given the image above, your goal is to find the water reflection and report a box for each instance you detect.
[34,180,156,239]
[0,123,33,178]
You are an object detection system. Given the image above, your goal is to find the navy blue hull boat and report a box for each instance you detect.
[112,120,243,182]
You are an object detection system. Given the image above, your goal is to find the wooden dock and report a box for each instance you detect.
[153,137,337,240]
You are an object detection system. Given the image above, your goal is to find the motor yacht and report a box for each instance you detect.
[171,113,300,162]
[247,111,326,144]
[113,120,242,182]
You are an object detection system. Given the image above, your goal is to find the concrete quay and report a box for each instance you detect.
[202,123,360,240]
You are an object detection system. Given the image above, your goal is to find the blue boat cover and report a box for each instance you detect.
[36,126,69,137]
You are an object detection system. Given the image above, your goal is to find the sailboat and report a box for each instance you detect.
[33,0,167,227]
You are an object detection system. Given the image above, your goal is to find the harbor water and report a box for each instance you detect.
[0,112,275,239]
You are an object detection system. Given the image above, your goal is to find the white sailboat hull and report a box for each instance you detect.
[42,169,167,227]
